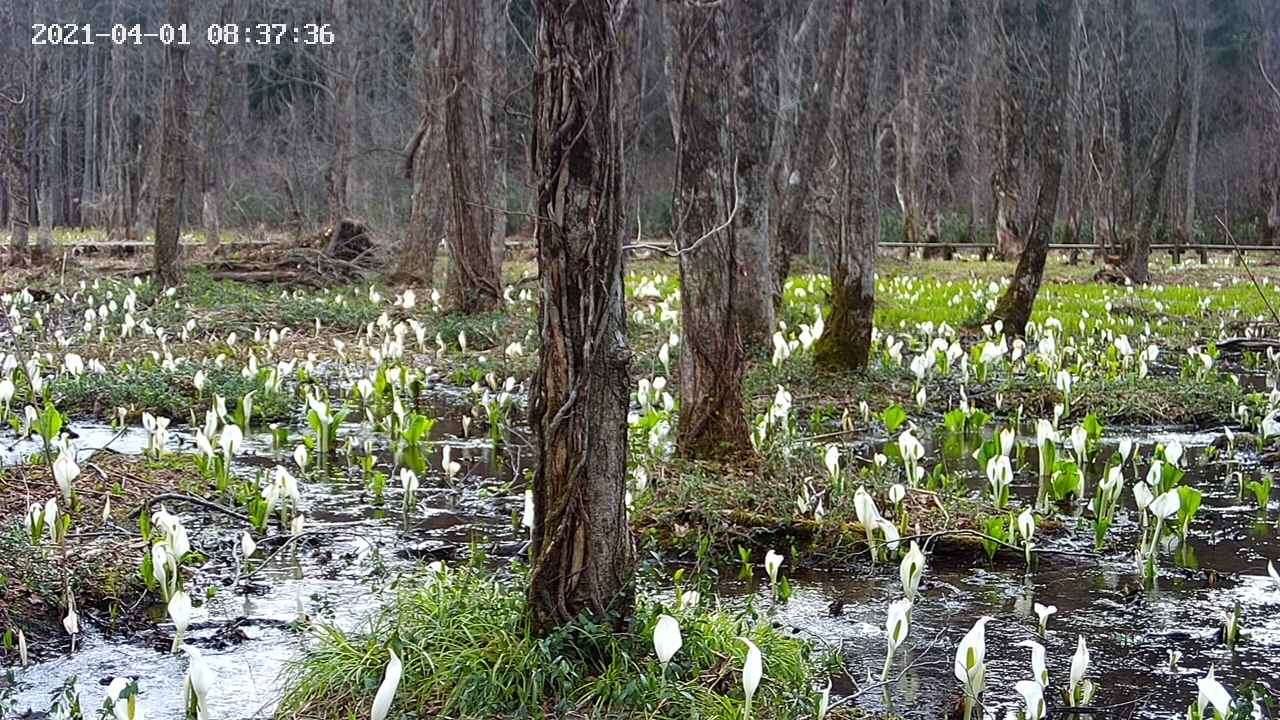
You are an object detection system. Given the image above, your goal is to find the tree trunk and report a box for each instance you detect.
[324,0,354,225]
[1125,5,1187,284]
[770,4,846,314]
[34,53,53,261]
[5,98,30,252]
[988,0,1076,333]
[669,2,752,460]
[202,1,233,250]
[394,2,445,286]
[1182,10,1204,247]
[992,0,1027,262]
[105,14,128,240]
[729,0,776,355]
[814,2,881,371]
[484,0,508,272]
[962,0,990,245]
[526,0,633,634]
[892,0,934,255]
[153,0,191,288]
[81,38,97,230]
[443,0,503,312]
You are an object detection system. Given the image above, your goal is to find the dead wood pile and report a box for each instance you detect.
[206,219,381,286]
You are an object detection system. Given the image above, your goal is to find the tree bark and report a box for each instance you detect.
[669,1,752,460]
[1124,4,1186,284]
[324,0,355,225]
[34,52,53,260]
[202,0,234,251]
[770,2,845,314]
[992,0,1027,262]
[5,100,30,252]
[988,0,1076,333]
[526,0,633,634]
[393,1,445,286]
[892,0,934,254]
[1182,8,1204,245]
[153,0,191,287]
[814,2,881,371]
[728,0,776,355]
[443,0,503,312]
[484,0,509,272]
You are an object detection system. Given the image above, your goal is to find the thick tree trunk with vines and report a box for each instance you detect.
[669,2,752,460]
[526,0,634,634]
[443,0,502,312]
[153,0,191,288]
[988,0,1076,332]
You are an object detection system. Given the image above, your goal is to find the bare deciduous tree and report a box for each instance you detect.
[394,0,447,286]
[988,0,1077,331]
[201,0,234,251]
[728,0,776,353]
[324,0,356,225]
[1122,3,1186,283]
[813,1,885,370]
[443,0,503,312]
[668,1,752,459]
[153,0,192,287]
[770,0,843,312]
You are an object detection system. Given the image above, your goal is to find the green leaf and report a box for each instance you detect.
[881,405,907,433]
[1050,460,1081,501]
[1083,413,1103,442]
[1176,486,1202,537]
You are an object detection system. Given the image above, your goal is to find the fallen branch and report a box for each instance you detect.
[132,493,251,524]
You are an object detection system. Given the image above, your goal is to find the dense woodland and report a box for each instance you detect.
[3,0,1280,263]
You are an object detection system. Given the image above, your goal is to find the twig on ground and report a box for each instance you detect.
[132,493,252,523]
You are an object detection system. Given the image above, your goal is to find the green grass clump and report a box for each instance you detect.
[170,272,387,333]
[989,371,1244,426]
[52,361,293,423]
[277,566,835,720]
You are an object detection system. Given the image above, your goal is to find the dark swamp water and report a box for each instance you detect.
[3,406,1278,719]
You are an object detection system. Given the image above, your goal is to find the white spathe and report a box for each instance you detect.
[1018,639,1049,687]
[738,637,763,719]
[1016,679,1046,720]
[1068,635,1090,704]
[1034,603,1056,636]
[953,616,992,702]
[763,549,784,585]
[900,541,926,600]
[653,614,683,671]
[1196,668,1232,719]
[183,644,214,720]
[370,647,404,720]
